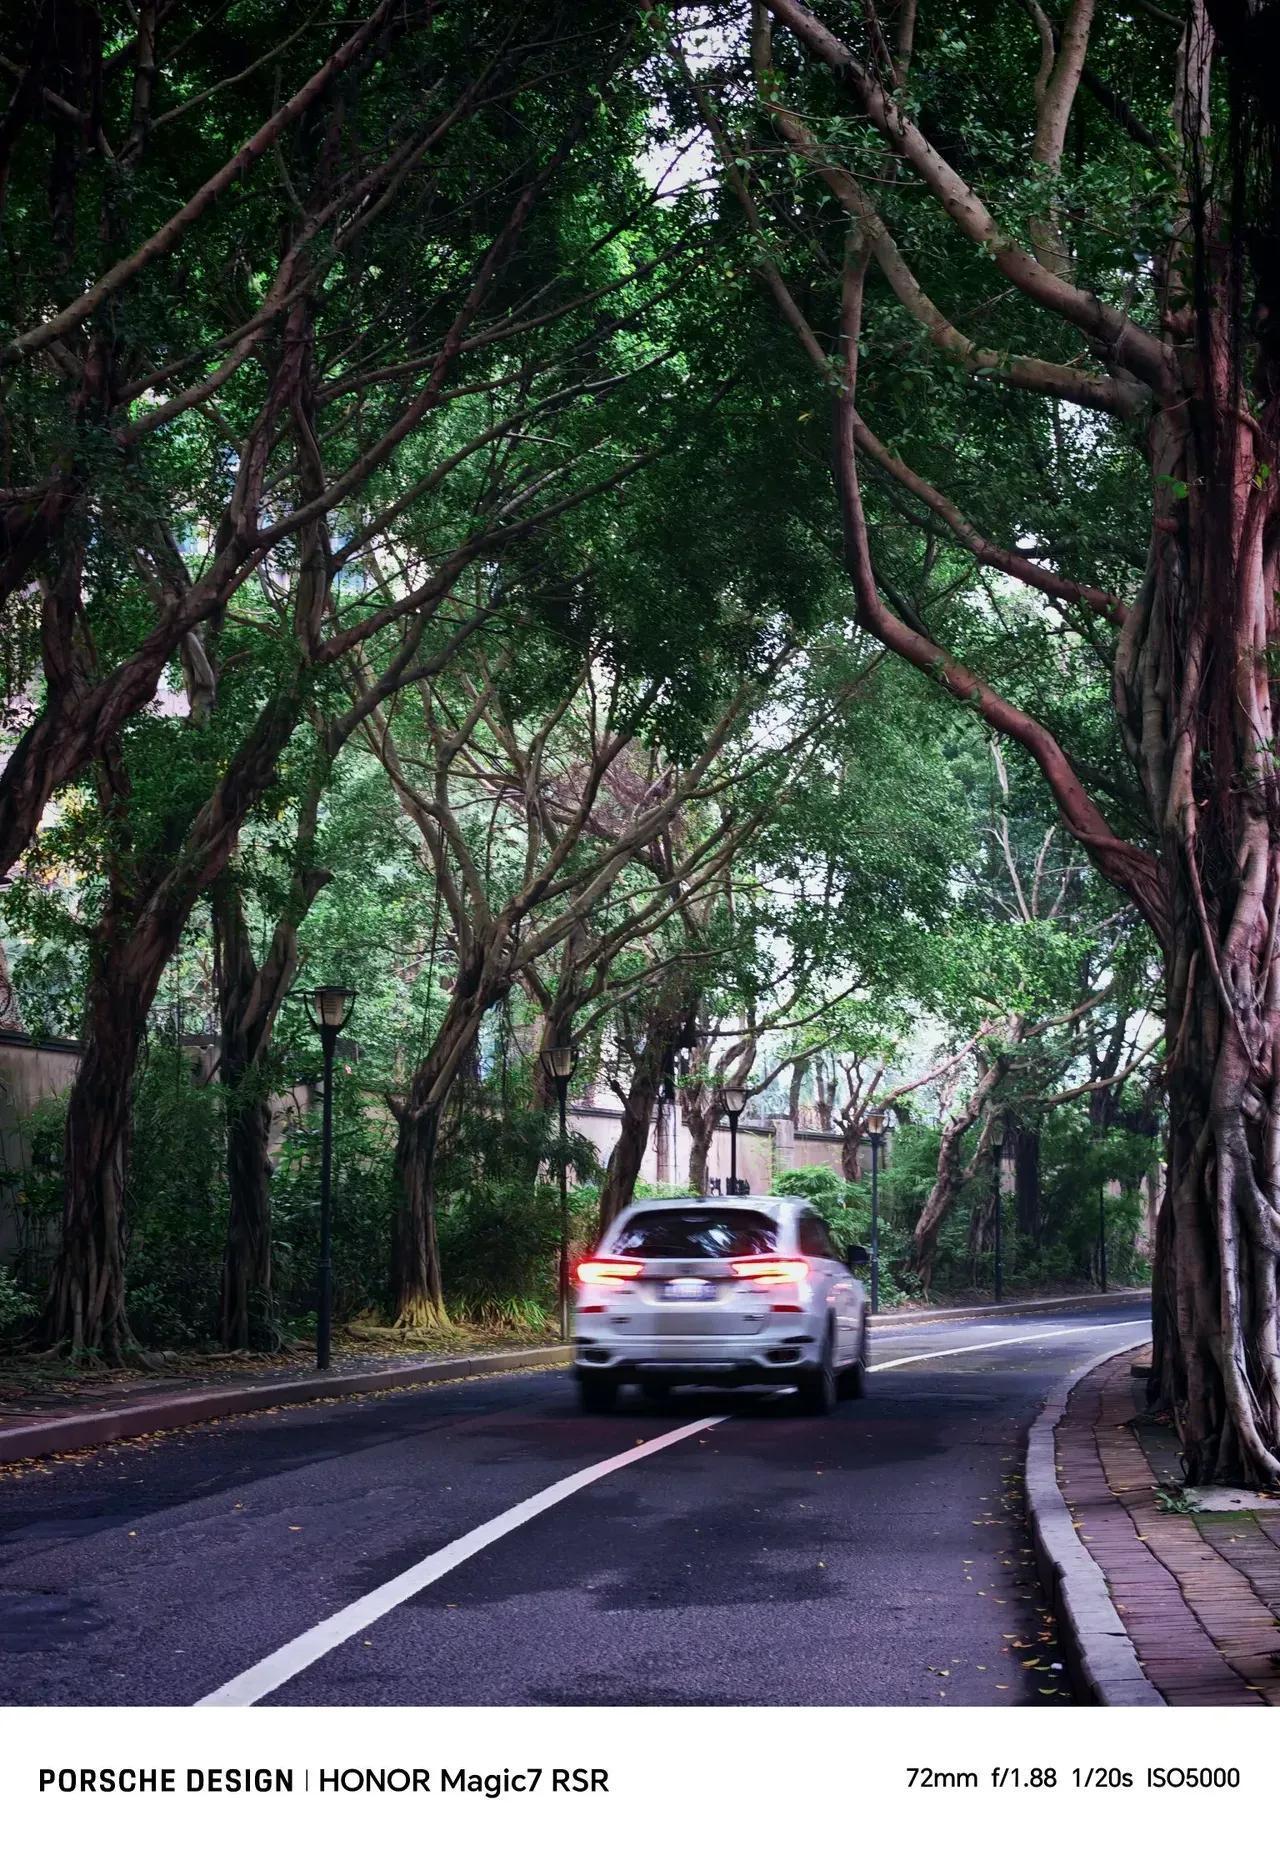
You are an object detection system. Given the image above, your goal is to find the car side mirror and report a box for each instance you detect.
[846,1243,870,1268]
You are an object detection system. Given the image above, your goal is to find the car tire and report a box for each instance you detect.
[795,1329,837,1416]
[640,1382,672,1407]
[838,1321,868,1400]
[577,1373,619,1414]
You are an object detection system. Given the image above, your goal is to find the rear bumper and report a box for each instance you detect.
[573,1332,817,1383]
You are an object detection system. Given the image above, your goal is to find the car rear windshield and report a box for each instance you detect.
[611,1208,779,1259]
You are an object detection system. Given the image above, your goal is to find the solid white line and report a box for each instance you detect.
[196,1312,1151,1706]
[196,1411,726,1707]
[868,1318,1148,1372]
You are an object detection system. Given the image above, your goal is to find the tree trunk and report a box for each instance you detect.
[221,1087,273,1349]
[909,1110,979,1292]
[788,1056,808,1125]
[814,1061,834,1131]
[839,1114,864,1181]
[684,1099,715,1194]
[910,1064,1004,1288]
[1149,923,1280,1485]
[213,885,275,1351]
[599,1065,661,1235]
[967,1193,995,1285]
[39,1018,135,1361]
[0,939,24,1029]
[37,686,306,1356]
[531,997,577,1115]
[390,955,506,1327]
[37,911,167,1360]
[599,985,697,1234]
[392,1098,448,1330]
[1013,1123,1041,1248]
[1120,178,1280,1480]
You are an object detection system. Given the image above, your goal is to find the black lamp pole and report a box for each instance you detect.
[992,1125,1004,1305]
[866,1107,885,1314]
[722,1086,747,1196]
[542,1044,579,1339]
[1098,1178,1108,1293]
[303,985,356,1371]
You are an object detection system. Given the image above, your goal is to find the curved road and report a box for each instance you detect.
[0,1301,1146,1707]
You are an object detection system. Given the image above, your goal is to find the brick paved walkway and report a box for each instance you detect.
[1057,1347,1280,1705]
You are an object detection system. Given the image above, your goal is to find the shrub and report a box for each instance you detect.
[771,1163,912,1307]
[124,1042,227,1347]
[0,1266,36,1338]
[270,1067,396,1328]
[439,1180,563,1327]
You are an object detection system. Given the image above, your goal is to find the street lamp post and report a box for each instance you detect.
[991,1123,1004,1305]
[1098,1177,1108,1293]
[721,1084,747,1196]
[866,1106,885,1314]
[302,985,356,1371]
[541,1043,579,1339]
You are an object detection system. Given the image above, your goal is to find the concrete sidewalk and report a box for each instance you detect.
[0,1284,1148,1468]
[1054,1347,1280,1704]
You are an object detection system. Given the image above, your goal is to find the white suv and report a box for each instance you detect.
[573,1195,869,1415]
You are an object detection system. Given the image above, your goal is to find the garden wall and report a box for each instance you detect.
[0,1030,859,1257]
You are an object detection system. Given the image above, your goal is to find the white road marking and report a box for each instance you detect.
[868,1319,1147,1372]
[196,1312,1150,1707]
[196,1411,726,1707]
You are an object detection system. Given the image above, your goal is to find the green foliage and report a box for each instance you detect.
[269,1069,397,1329]
[875,1110,1154,1298]
[435,1093,604,1320]
[439,1184,562,1328]
[0,1266,36,1338]
[124,1045,228,1348]
[0,6,1178,1365]
[771,1163,912,1308]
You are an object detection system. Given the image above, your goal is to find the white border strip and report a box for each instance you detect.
[869,1321,1145,1372]
[1025,1337,1164,1706]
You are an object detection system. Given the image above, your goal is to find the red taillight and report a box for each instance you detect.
[576,1258,643,1285]
[730,1258,808,1284]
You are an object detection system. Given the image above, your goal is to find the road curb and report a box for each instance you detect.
[1024,1337,1164,1707]
[871,1287,1149,1329]
[0,1344,571,1466]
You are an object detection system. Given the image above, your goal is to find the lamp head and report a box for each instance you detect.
[305,985,356,1034]
[541,1043,578,1082]
[866,1106,886,1137]
[722,1084,748,1118]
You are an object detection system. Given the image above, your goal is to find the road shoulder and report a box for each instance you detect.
[1030,1342,1280,1706]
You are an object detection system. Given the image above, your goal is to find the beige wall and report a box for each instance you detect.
[0,1029,860,1257]
[0,1032,315,1259]
[0,1032,80,1260]
[568,1100,850,1196]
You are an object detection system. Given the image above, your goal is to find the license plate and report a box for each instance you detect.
[662,1278,715,1301]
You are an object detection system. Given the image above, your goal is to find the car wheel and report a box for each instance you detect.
[838,1321,868,1400]
[577,1373,619,1414]
[795,1329,837,1416]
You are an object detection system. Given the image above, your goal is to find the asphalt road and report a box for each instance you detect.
[0,1301,1147,1707]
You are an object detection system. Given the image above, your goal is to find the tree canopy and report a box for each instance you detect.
[2,0,1278,1484]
